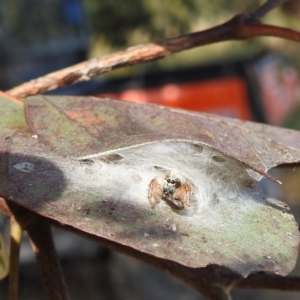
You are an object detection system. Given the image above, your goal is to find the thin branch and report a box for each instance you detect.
[236,273,300,291]
[3,201,70,300]
[0,233,9,280]
[6,13,300,99]
[26,218,71,300]
[8,217,23,300]
[0,91,23,105]
[252,0,291,19]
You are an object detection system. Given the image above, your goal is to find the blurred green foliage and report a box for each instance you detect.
[85,0,262,47]
[85,0,198,46]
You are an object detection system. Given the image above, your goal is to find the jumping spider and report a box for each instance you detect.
[148,171,193,210]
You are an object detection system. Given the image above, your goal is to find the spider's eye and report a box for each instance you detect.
[167,178,171,183]
[171,180,175,184]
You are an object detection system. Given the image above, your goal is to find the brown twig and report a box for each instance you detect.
[26,218,71,300]
[236,273,300,290]
[6,12,300,99]
[0,91,23,105]
[2,200,70,300]
[8,217,23,300]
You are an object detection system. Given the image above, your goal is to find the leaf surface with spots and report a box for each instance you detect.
[0,95,300,276]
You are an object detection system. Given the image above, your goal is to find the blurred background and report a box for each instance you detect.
[1,0,300,299]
